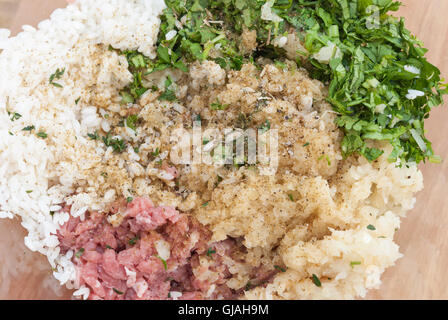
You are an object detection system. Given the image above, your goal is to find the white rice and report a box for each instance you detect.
[0,0,165,295]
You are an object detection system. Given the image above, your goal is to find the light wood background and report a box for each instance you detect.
[0,0,447,300]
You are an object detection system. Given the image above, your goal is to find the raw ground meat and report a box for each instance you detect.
[57,197,240,300]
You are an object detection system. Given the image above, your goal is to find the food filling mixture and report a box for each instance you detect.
[0,0,445,300]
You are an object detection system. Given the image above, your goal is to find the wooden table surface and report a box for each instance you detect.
[0,0,447,300]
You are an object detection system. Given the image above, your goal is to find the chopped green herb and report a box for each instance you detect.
[151,148,160,157]
[158,75,177,102]
[202,201,209,207]
[367,224,376,231]
[206,248,216,257]
[87,131,99,140]
[312,274,322,287]
[101,172,108,178]
[102,133,126,153]
[128,237,139,246]
[9,112,22,121]
[288,194,294,201]
[130,53,147,69]
[158,89,177,102]
[125,114,140,130]
[303,142,310,147]
[245,281,252,291]
[274,265,286,272]
[274,60,288,70]
[210,99,229,111]
[25,190,33,194]
[156,255,168,270]
[75,248,85,258]
[126,197,133,203]
[49,68,65,88]
[113,288,124,295]
[259,120,271,134]
[36,132,48,139]
[75,97,81,105]
[22,125,35,131]
[117,49,153,103]
[105,245,113,250]
[50,211,55,216]
[120,91,135,104]
[350,261,362,268]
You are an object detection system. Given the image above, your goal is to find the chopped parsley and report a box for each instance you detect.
[117,50,153,104]
[367,224,376,231]
[87,131,99,140]
[151,148,160,157]
[259,120,271,134]
[22,125,35,131]
[75,248,85,258]
[156,255,168,270]
[128,236,139,245]
[303,142,310,147]
[125,114,140,130]
[49,68,65,88]
[274,265,286,272]
[102,133,126,153]
[350,261,362,268]
[25,190,33,194]
[287,194,294,201]
[126,197,133,203]
[202,201,209,207]
[210,99,229,111]
[9,112,22,121]
[318,154,332,166]
[113,288,124,295]
[312,274,322,287]
[206,248,216,257]
[36,132,48,139]
[158,76,177,102]
[120,91,135,104]
[158,89,177,102]
[75,97,81,105]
